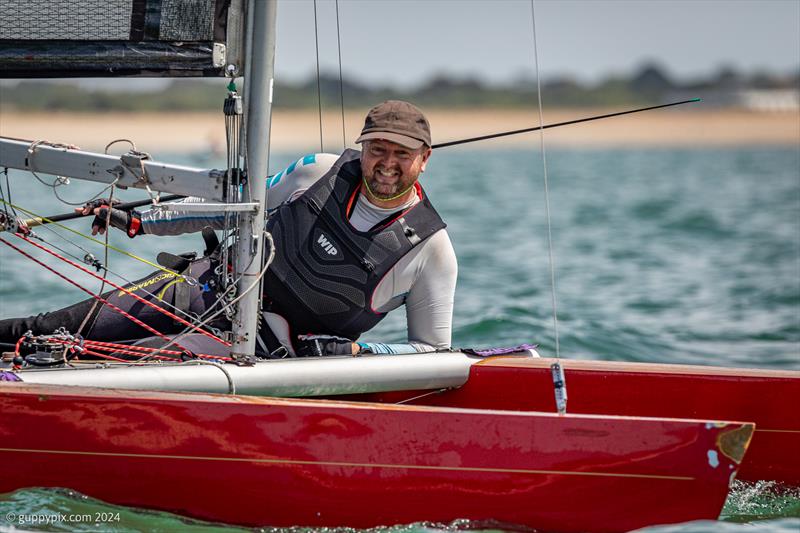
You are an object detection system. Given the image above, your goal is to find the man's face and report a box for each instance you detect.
[360,139,431,200]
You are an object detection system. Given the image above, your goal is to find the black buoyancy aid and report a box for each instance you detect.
[263,149,446,341]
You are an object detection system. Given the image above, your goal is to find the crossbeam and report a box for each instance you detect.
[0,137,226,201]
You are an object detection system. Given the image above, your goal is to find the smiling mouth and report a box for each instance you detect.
[375,168,399,182]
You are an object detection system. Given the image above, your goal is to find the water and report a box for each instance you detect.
[1,482,798,532]
[1,147,798,531]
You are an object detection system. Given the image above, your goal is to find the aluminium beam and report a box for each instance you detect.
[0,137,226,201]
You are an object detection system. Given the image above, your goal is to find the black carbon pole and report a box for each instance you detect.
[431,98,701,150]
[23,194,185,227]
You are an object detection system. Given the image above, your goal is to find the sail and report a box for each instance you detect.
[0,0,245,78]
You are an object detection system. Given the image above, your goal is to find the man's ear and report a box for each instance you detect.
[420,147,432,172]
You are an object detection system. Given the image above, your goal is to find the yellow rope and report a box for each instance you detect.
[361,176,416,203]
[0,198,186,280]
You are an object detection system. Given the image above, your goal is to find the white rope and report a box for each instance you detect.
[27,140,117,207]
[530,0,561,358]
[141,231,276,361]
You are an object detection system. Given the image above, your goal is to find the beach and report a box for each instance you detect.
[1,108,797,154]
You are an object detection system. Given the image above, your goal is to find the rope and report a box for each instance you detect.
[104,139,161,206]
[13,232,230,347]
[313,0,324,152]
[145,231,275,360]
[81,340,230,362]
[16,337,231,363]
[0,235,196,355]
[0,199,189,282]
[529,0,560,359]
[23,226,206,328]
[26,140,120,207]
[78,173,118,337]
[335,0,347,150]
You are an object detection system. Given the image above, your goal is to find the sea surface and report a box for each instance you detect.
[0,146,798,532]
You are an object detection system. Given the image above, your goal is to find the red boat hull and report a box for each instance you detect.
[352,358,800,485]
[0,383,750,531]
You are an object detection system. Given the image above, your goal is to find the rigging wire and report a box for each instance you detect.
[75,136,135,338]
[143,231,275,361]
[223,80,244,300]
[529,0,560,359]
[0,199,188,281]
[0,235,198,354]
[10,232,230,347]
[76,180,115,337]
[28,228,213,330]
[0,168,16,218]
[313,0,324,152]
[530,0,568,416]
[335,0,347,150]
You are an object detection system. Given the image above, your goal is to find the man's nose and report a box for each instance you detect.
[380,151,399,166]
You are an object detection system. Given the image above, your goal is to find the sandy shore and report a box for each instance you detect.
[1,109,797,153]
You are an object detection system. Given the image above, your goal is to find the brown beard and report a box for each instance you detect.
[363,171,416,200]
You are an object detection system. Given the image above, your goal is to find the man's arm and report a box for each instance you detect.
[359,230,458,354]
[138,153,339,236]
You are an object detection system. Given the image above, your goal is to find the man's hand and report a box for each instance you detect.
[295,334,359,357]
[76,199,142,238]
[0,212,30,235]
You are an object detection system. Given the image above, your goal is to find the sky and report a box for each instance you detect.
[276,0,800,87]
[2,0,798,90]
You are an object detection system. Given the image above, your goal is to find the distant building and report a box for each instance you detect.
[668,89,800,111]
[737,90,800,112]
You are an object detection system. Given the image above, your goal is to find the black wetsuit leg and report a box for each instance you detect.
[0,259,221,344]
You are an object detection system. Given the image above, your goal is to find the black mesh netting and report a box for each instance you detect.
[0,0,237,77]
[0,0,132,41]
[0,0,217,42]
[160,0,215,41]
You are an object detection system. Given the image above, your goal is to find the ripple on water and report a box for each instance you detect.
[661,211,736,239]
[721,481,800,523]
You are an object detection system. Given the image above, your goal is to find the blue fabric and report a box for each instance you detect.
[360,343,421,355]
[268,154,317,189]
[267,171,284,188]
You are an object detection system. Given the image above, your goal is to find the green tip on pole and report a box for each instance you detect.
[690,97,702,102]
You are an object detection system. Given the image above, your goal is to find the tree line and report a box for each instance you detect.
[2,63,797,112]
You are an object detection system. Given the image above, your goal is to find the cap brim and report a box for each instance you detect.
[355,131,424,150]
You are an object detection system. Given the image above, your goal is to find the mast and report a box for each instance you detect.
[231,0,278,359]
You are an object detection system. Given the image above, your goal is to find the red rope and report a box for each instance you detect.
[12,335,128,362]
[79,348,129,363]
[13,233,230,347]
[82,339,230,362]
[81,342,174,360]
[0,236,195,354]
[12,337,230,364]
[83,339,173,354]
[14,336,25,357]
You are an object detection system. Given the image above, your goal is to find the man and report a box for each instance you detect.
[0,101,457,357]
